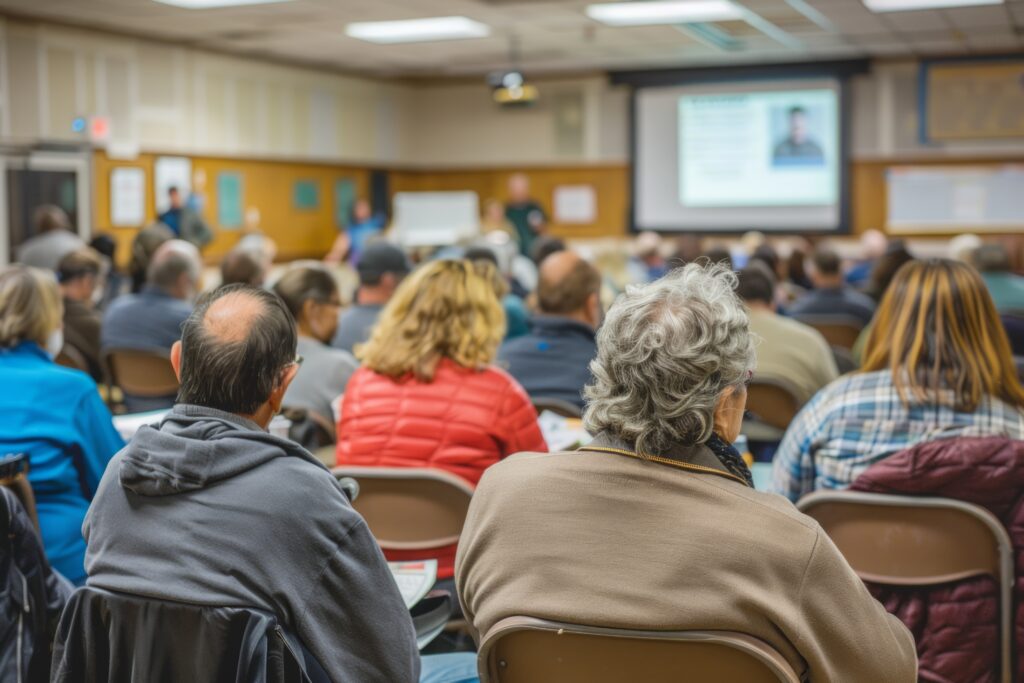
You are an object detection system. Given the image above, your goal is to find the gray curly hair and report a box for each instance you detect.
[583,263,755,454]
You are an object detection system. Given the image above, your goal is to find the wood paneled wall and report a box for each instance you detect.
[93,151,370,267]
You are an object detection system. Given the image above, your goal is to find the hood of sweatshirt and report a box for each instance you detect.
[119,404,324,496]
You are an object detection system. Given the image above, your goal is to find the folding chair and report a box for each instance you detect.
[103,348,179,405]
[531,397,582,419]
[744,377,804,440]
[791,314,864,350]
[478,617,801,683]
[55,345,89,374]
[798,491,1014,683]
[329,466,473,551]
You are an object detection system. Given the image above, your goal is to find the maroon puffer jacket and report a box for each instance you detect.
[850,437,1024,683]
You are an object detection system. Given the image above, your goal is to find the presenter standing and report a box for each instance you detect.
[504,173,547,258]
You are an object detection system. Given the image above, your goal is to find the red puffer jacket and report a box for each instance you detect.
[336,359,548,578]
[850,437,1024,683]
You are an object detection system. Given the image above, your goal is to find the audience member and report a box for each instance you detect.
[0,265,123,584]
[498,251,601,410]
[219,246,266,288]
[83,285,420,680]
[702,245,733,270]
[325,198,385,266]
[331,242,410,354]
[845,229,887,288]
[773,259,1024,501]
[102,240,200,411]
[863,240,914,303]
[15,205,84,272]
[949,233,982,263]
[336,259,547,580]
[56,248,105,381]
[273,266,357,433]
[128,222,174,293]
[628,231,669,283]
[784,243,813,291]
[972,243,1024,313]
[87,234,126,309]
[464,245,529,339]
[479,198,517,243]
[667,233,702,270]
[788,244,876,326]
[158,186,213,249]
[737,266,838,405]
[505,173,547,257]
[456,264,917,683]
[529,234,565,266]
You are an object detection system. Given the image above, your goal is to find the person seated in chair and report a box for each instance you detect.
[456,263,917,683]
[788,244,876,326]
[57,248,106,382]
[498,250,601,411]
[84,285,421,681]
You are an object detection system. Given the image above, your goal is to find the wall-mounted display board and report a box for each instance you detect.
[886,164,1024,234]
[922,57,1024,142]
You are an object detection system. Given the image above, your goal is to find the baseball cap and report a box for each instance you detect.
[357,242,411,283]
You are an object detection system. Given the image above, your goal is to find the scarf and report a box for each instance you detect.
[705,433,754,488]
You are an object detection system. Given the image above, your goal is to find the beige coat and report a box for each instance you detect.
[747,308,838,405]
[455,440,917,682]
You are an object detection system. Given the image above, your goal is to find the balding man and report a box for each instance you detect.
[102,240,201,410]
[83,285,421,681]
[498,251,601,410]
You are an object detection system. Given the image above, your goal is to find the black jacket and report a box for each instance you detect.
[0,487,72,683]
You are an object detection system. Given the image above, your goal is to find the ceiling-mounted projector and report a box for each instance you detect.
[488,70,538,107]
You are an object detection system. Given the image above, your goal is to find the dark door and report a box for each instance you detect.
[6,168,78,257]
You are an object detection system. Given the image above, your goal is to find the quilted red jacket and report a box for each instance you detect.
[850,437,1024,683]
[336,359,548,578]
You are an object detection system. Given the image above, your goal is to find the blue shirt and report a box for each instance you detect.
[497,316,597,410]
[771,369,1024,503]
[158,208,182,237]
[0,342,124,582]
[101,285,192,353]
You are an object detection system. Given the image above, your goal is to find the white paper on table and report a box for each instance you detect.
[538,410,590,451]
[110,167,146,227]
[112,409,169,441]
[388,559,438,609]
[553,184,597,224]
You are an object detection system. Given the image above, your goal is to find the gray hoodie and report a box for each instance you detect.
[84,404,419,683]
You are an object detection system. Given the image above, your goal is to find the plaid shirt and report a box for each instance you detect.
[771,370,1024,502]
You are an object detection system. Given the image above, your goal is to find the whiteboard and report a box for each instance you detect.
[391,191,480,247]
[887,165,1024,233]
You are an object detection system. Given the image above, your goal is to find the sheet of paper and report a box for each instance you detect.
[538,410,591,451]
[110,167,146,227]
[112,409,168,441]
[389,559,438,609]
[553,184,596,224]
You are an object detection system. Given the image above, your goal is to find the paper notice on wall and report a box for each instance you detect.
[553,184,597,224]
[110,167,146,227]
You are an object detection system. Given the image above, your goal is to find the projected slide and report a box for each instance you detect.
[633,77,845,232]
[679,89,839,207]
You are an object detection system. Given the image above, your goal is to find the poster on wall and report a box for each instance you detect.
[217,172,244,229]
[335,178,356,228]
[553,184,597,224]
[293,180,320,210]
[154,156,192,214]
[110,167,146,227]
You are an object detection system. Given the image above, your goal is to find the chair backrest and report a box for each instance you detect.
[103,348,179,398]
[531,397,582,419]
[330,466,474,550]
[478,617,801,683]
[745,377,803,431]
[55,344,89,373]
[791,314,863,350]
[52,587,315,683]
[798,491,1013,683]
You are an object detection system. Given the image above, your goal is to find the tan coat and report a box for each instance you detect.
[747,308,838,405]
[455,441,917,682]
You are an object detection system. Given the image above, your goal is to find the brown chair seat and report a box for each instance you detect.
[103,348,179,399]
[790,314,864,350]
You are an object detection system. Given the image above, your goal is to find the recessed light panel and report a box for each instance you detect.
[585,1,744,26]
[345,16,490,44]
[863,0,1002,12]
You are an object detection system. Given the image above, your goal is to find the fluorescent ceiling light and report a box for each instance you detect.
[586,1,744,26]
[863,0,1002,11]
[152,0,293,8]
[345,16,490,44]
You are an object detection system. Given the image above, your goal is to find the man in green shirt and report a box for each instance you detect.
[504,173,547,258]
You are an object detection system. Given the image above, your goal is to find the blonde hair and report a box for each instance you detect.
[862,258,1024,412]
[0,265,62,348]
[357,259,506,381]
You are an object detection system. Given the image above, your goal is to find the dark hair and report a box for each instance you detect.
[57,248,103,284]
[89,234,117,261]
[865,241,914,303]
[736,266,775,305]
[701,247,733,271]
[789,106,806,117]
[220,249,265,288]
[530,236,566,265]
[537,258,601,315]
[811,245,841,276]
[464,246,498,266]
[168,186,179,195]
[33,205,70,234]
[749,244,779,275]
[177,285,297,414]
[272,266,339,322]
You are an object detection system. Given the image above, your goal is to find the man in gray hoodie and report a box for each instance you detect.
[83,284,420,682]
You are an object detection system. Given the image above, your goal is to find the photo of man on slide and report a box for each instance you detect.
[773,106,824,165]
